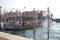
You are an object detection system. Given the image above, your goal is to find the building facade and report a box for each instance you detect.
[22,11,38,21]
[1,8,46,26]
[38,11,47,20]
[2,10,21,26]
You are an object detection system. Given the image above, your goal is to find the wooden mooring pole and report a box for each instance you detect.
[33,8,36,40]
[47,7,50,40]
[40,11,43,27]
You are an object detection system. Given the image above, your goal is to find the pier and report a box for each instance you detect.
[0,32,33,40]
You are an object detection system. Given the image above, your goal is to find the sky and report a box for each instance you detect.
[0,0,60,18]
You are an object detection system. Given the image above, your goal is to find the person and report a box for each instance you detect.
[27,22,30,26]
[22,20,25,26]
[31,21,36,27]
[1,22,4,31]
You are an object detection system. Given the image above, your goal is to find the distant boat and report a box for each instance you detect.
[51,18,60,23]
[55,18,60,22]
[51,19,56,22]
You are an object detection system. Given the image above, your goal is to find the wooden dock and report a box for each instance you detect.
[0,32,33,40]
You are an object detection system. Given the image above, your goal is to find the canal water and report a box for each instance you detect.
[5,20,60,40]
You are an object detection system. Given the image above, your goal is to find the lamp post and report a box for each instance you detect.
[0,6,2,27]
[21,7,26,37]
[24,7,26,22]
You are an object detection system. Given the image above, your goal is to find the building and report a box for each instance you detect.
[1,8,47,26]
[37,11,46,20]
[2,10,21,26]
[22,9,38,21]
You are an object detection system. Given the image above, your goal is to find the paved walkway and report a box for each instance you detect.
[0,32,33,40]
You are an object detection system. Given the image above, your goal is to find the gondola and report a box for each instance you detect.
[0,26,34,31]
[0,21,37,31]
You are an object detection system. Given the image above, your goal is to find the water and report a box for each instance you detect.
[4,20,60,40]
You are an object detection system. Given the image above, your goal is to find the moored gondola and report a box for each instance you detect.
[0,21,37,31]
[2,26,33,31]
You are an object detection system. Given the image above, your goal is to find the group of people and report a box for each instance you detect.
[22,21,36,27]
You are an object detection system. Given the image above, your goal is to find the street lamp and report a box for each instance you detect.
[0,6,2,27]
[24,7,26,22]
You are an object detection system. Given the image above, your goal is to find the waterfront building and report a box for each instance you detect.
[2,10,21,26]
[22,8,38,21]
[37,11,46,20]
[1,8,46,26]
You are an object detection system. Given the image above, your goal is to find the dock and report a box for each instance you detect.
[0,32,33,40]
